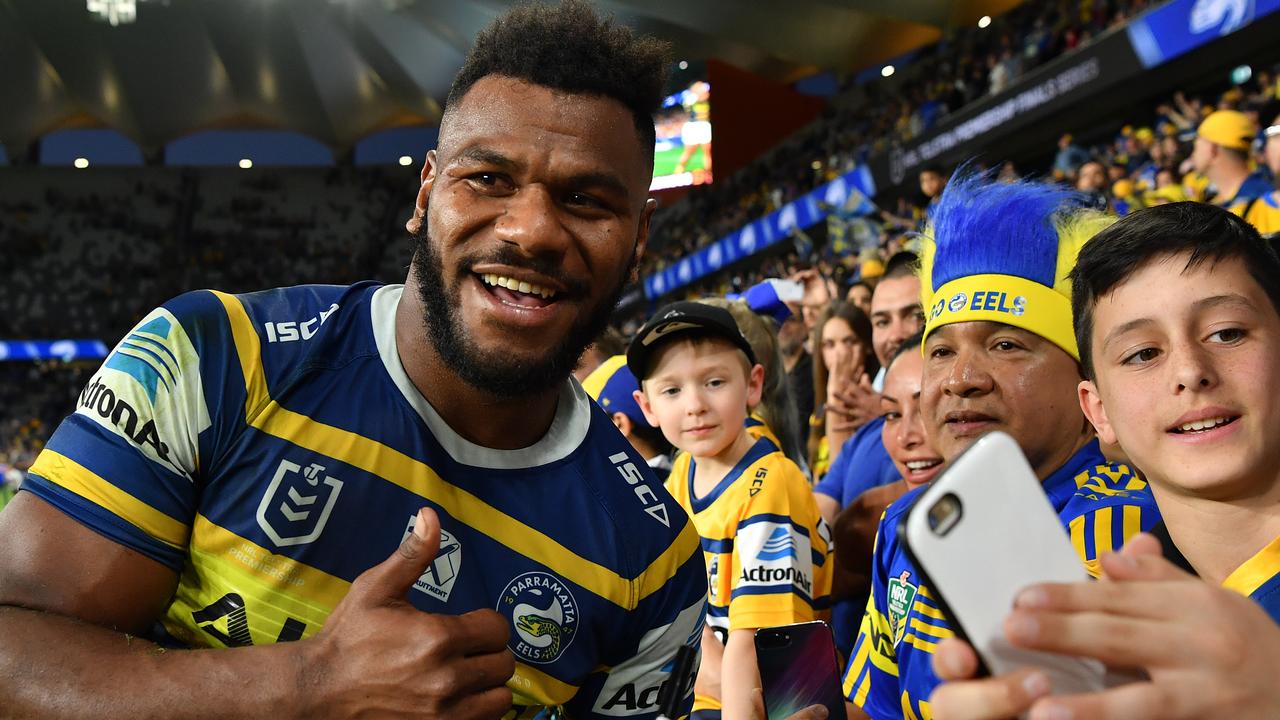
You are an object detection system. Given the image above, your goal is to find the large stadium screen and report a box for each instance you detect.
[651,80,712,191]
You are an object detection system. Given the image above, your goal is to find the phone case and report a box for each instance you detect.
[755,621,846,720]
[898,431,1107,694]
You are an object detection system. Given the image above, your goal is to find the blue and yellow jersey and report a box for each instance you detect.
[744,413,781,449]
[841,440,1160,720]
[23,283,707,719]
[1224,535,1280,624]
[1235,191,1280,238]
[665,437,833,714]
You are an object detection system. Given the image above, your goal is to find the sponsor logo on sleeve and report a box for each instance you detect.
[736,521,814,596]
[82,309,209,477]
[592,599,704,716]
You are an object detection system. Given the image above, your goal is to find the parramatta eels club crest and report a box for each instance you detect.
[499,572,579,664]
[887,570,918,646]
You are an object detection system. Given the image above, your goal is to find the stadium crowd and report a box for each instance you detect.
[641,0,1162,280]
[4,1,1280,719]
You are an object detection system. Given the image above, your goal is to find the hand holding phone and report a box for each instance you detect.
[898,431,1108,695]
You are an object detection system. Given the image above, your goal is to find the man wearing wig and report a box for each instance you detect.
[841,171,1161,719]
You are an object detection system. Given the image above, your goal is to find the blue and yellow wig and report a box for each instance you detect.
[919,169,1114,360]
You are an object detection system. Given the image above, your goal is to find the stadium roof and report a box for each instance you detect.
[0,0,1018,154]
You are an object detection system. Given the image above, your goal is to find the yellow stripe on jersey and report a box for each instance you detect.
[908,617,954,640]
[193,514,352,607]
[901,691,934,720]
[214,290,691,611]
[211,290,271,415]
[1123,505,1142,543]
[913,602,945,621]
[635,522,702,601]
[1223,534,1280,598]
[845,629,872,698]
[164,514,351,647]
[1068,515,1099,577]
[1094,507,1114,560]
[511,662,580,707]
[1070,515,1090,561]
[30,450,189,548]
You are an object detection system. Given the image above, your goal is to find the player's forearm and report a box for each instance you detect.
[719,629,760,720]
[0,606,321,720]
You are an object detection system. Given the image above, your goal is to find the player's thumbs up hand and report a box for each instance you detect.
[301,508,515,719]
[351,507,442,604]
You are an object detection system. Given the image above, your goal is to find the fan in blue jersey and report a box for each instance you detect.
[930,202,1280,720]
[842,170,1161,720]
[0,4,707,719]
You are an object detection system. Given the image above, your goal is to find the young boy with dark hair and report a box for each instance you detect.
[930,201,1280,720]
[629,301,833,720]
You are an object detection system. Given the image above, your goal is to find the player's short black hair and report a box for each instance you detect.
[444,0,671,164]
[1071,202,1280,379]
[883,251,920,280]
[919,164,947,178]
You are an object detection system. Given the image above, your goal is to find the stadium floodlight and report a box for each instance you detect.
[978,15,992,28]
[86,0,137,26]
[398,155,413,166]
[678,60,689,70]
[239,158,253,169]
[881,65,895,78]
[74,158,89,169]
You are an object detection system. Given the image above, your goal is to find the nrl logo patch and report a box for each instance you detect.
[887,570,918,646]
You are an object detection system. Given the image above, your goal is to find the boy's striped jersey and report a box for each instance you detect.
[665,437,833,714]
[842,440,1160,720]
[1224,534,1280,624]
[23,282,707,719]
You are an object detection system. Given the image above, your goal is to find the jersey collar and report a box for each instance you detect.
[370,284,592,470]
[1040,438,1107,511]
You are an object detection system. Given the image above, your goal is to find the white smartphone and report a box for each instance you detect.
[897,431,1107,694]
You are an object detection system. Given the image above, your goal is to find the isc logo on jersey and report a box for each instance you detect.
[736,522,814,596]
[79,309,210,477]
[608,451,671,527]
[263,303,340,343]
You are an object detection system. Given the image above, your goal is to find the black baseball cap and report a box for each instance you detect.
[627,301,758,381]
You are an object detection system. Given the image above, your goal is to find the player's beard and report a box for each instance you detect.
[409,226,632,400]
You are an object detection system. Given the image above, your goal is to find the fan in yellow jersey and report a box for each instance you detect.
[1234,111,1280,239]
[629,302,833,720]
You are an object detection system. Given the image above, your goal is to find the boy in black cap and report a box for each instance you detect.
[630,301,833,720]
